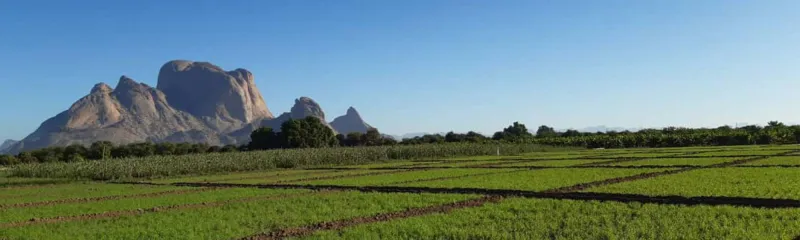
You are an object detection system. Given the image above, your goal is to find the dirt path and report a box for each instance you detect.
[239,195,503,240]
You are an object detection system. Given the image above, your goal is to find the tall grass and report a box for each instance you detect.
[10,143,572,180]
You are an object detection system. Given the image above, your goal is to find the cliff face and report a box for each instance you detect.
[157,60,273,126]
[6,60,376,154]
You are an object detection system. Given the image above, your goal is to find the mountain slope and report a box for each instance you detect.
[330,107,373,134]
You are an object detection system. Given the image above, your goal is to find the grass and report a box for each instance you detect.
[301,198,800,240]
[0,191,479,240]
[586,168,800,200]
[741,156,800,166]
[148,169,331,184]
[497,159,609,167]
[599,152,683,158]
[599,157,742,166]
[293,169,516,186]
[0,188,307,224]
[10,143,559,180]
[686,150,791,157]
[394,168,673,191]
[0,183,186,205]
[219,169,396,184]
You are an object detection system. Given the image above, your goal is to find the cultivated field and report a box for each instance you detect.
[3,145,800,239]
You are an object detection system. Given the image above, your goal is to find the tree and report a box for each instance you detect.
[249,127,283,150]
[280,117,337,148]
[535,125,557,138]
[0,155,19,165]
[89,141,114,160]
[362,128,382,146]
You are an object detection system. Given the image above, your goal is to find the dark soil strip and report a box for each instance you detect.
[240,195,503,240]
[543,168,693,193]
[0,187,220,209]
[275,169,423,184]
[169,182,800,209]
[573,158,646,167]
[0,191,330,228]
[210,169,343,183]
[383,169,530,185]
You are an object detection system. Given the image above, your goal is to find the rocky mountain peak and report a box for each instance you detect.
[330,106,373,134]
[90,83,113,94]
[290,97,326,120]
[156,60,272,123]
[346,106,360,117]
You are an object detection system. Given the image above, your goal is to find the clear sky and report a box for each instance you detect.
[1,0,799,140]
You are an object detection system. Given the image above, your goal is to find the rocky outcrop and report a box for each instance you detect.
[6,60,374,154]
[157,60,273,126]
[6,75,221,154]
[330,107,373,134]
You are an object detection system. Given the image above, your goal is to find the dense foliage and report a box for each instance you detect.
[10,143,563,180]
[5,120,799,166]
[531,121,800,149]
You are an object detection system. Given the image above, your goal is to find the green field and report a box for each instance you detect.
[3,144,800,239]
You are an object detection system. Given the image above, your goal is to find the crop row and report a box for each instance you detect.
[0,191,477,240]
[9,143,555,180]
[300,197,800,239]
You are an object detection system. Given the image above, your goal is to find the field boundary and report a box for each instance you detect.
[239,195,503,240]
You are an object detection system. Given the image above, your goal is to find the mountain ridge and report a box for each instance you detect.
[5,60,375,154]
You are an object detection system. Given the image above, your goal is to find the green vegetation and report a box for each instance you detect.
[0,192,477,240]
[0,188,307,224]
[295,169,514,186]
[498,159,608,167]
[219,169,394,184]
[9,143,554,180]
[395,168,671,191]
[303,198,800,240]
[2,144,800,239]
[587,168,800,200]
[742,156,800,166]
[599,157,742,166]
[686,150,791,157]
[0,183,184,205]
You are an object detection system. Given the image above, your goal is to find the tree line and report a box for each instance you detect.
[3,118,799,165]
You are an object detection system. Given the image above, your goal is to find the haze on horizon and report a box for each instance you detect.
[1,0,799,141]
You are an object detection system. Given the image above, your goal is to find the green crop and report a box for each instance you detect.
[741,156,800,166]
[0,183,185,205]
[601,157,742,166]
[0,188,306,224]
[395,168,671,191]
[295,169,513,186]
[302,198,800,240]
[10,143,556,180]
[587,168,800,200]
[0,191,478,240]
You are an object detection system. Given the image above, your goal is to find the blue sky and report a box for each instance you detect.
[1,0,799,140]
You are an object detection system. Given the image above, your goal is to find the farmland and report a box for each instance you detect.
[2,144,800,239]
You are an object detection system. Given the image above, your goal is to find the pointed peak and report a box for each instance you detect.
[346,106,360,116]
[90,83,113,94]
[115,75,141,90]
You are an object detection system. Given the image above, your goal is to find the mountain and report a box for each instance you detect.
[330,107,373,135]
[558,126,640,133]
[6,60,368,154]
[0,139,17,153]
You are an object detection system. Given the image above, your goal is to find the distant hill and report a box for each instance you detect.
[0,139,17,153]
[5,60,376,154]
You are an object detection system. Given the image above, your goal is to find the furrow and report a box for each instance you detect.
[239,195,503,240]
